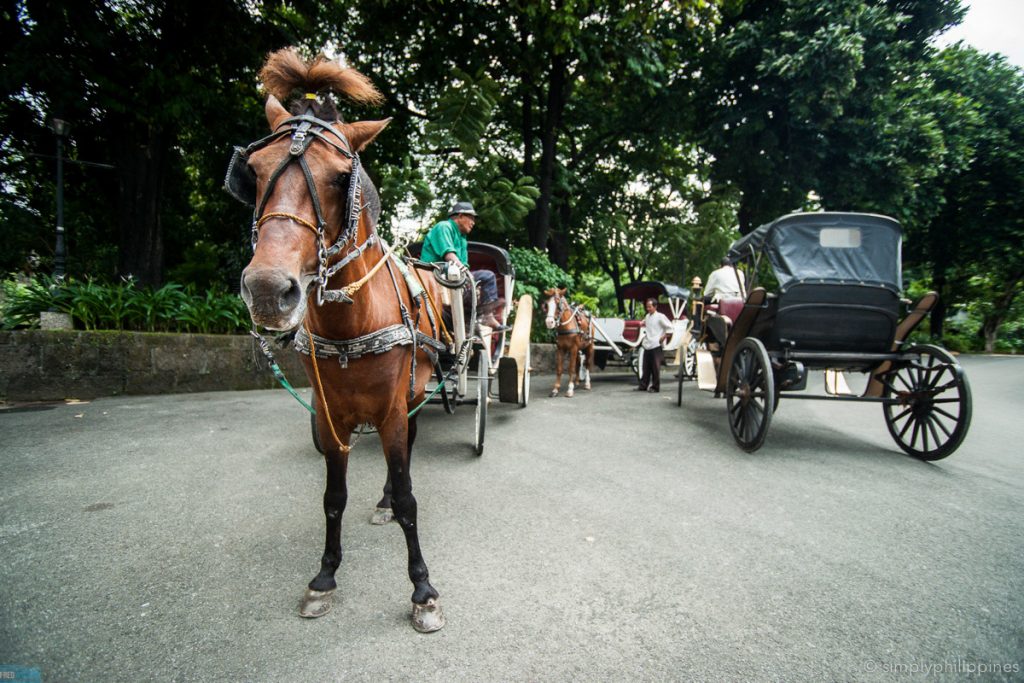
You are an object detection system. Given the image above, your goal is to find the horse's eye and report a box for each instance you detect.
[331,173,351,190]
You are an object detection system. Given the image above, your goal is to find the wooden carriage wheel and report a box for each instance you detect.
[881,344,971,461]
[474,346,489,456]
[726,337,775,452]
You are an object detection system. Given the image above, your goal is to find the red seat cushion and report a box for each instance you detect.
[717,298,745,323]
[622,320,643,342]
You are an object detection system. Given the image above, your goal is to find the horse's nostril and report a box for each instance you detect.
[279,277,303,313]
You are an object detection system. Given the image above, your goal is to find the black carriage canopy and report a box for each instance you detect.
[727,212,903,293]
[620,281,691,302]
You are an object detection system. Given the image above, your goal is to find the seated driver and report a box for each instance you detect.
[421,201,507,331]
[704,256,746,303]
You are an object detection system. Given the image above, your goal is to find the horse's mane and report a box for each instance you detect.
[259,47,383,120]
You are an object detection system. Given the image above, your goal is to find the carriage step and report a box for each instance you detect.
[696,349,717,391]
[824,369,853,395]
[497,357,519,403]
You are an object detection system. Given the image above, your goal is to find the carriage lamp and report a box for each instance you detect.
[49,118,70,279]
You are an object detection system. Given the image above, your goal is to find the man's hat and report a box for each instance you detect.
[448,201,477,216]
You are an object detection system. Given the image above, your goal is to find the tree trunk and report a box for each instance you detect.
[528,52,567,251]
[979,270,1024,353]
[930,270,947,338]
[737,195,755,235]
[547,195,572,270]
[116,124,166,286]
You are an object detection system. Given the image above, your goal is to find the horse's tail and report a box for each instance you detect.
[260,47,383,108]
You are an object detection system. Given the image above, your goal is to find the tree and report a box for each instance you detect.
[698,0,964,232]
[916,46,1024,348]
[1,0,321,284]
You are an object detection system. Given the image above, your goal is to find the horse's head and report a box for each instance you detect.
[232,49,387,331]
[544,287,567,329]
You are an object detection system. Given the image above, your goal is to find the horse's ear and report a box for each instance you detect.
[558,288,566,295]
[544,288,555,296]
[343,118,392,152]
[265,95,290,130]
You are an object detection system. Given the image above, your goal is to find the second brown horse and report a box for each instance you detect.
[543,288,595,397]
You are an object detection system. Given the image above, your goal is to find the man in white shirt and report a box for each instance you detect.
[637,298,675,392]
[704,257,746,302]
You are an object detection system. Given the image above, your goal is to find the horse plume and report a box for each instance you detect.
[259,48,383,118]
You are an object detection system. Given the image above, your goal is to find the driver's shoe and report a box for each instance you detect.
[478,312,508,332]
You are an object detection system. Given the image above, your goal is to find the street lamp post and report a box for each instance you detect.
[50,118,69,279]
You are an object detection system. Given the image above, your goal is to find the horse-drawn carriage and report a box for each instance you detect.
[590,281,692,379]
[403,240,534,452]
[679,211,971,459]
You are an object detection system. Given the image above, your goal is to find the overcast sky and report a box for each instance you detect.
[934,0,1024,68]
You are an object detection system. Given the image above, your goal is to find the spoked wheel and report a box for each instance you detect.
[520,343,531,407]
[683,338,699,379]
[631,351,642,381]
[726,338,775,452]
[881,344,971,461]
[474,346,489,456]
[676,366,684,407]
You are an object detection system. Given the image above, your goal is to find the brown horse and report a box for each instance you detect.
[234,48,447,632]
[543,288,595,397]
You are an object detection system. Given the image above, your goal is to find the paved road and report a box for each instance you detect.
[1,356,1022,681]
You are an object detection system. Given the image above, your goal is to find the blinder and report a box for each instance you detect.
[224,146,257,206]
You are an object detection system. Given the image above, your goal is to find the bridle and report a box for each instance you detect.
[546,293,586,336]
[225,108,377,306]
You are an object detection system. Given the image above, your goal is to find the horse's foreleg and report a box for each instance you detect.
[371,472,394,525]
[382,413,444,633]
[566,345,577,397]
[584,342,595,390]
[550,348,563,397]
[299,430,351,619]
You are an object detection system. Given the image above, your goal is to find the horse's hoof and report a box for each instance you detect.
[566,387,575,397]
[370,507,394,525]
[298,588,334,618]
[549,390,559,398]
[411,597,446,633]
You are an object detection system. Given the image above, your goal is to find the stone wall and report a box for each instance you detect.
[0,330,309,401]
[0,330,560,402]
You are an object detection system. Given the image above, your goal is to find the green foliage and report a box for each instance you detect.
[508,246,573,304]
[425,68,500,157]
[1,276,250,335]
[1,277,72,329]
[474,174,541,235]
[166,241,234,290]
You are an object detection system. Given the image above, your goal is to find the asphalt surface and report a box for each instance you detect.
[1,356,1022,682]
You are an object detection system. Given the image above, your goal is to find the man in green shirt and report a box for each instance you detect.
[421,201,506,331]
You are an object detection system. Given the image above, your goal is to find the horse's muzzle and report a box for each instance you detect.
[545,317,556,329]
[240,266,306,330]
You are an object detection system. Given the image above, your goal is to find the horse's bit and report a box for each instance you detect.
[224,109,373,306]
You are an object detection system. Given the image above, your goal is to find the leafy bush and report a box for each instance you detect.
[1,275,250,334]
[509,247,573,302]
